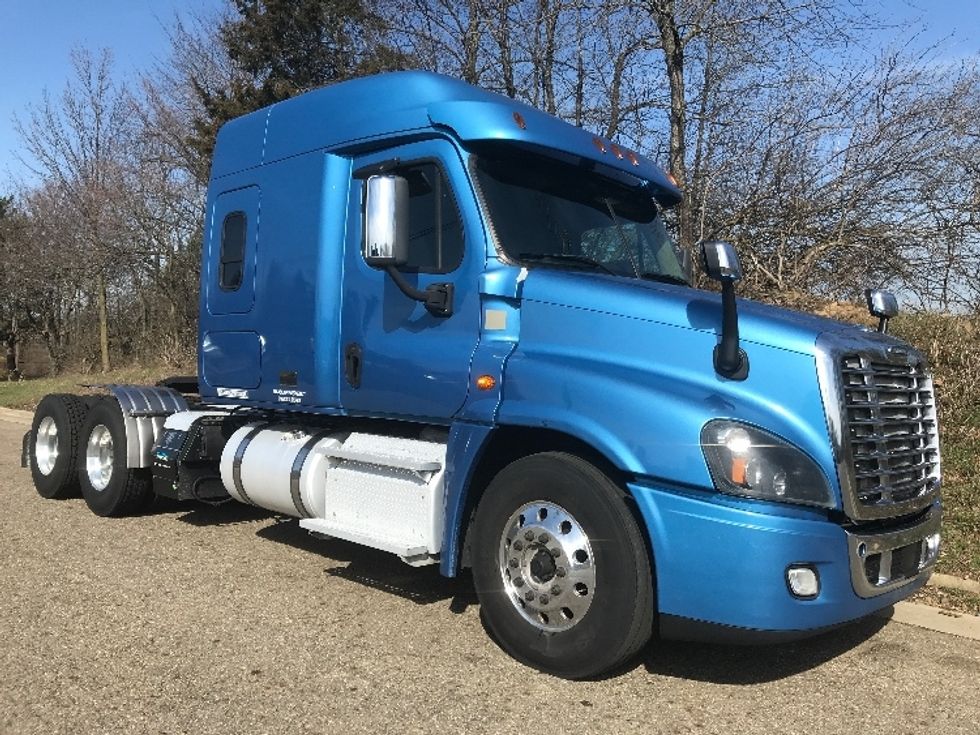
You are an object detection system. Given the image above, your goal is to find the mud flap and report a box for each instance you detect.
[21,430,30,468]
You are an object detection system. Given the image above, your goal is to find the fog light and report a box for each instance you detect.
[920,533,941,568]
[786,565,820,598]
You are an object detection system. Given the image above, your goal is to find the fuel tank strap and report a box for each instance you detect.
[289,430,334,518]
[232,423,271,506]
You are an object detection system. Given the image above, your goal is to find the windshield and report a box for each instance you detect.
[474,149,689,284]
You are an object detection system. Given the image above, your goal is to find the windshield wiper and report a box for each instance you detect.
[519,253,616,274]
[640,271,690,286]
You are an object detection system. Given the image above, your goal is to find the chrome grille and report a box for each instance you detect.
[839,354,940,516]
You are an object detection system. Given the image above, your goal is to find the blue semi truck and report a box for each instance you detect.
[23,71,941,678]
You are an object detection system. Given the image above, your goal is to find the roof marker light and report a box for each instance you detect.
[610,144,624,159]
[513,111,526,130]
[627,150,640,166]
[592,137,607,153]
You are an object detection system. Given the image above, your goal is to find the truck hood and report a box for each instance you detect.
[519,269,862,356]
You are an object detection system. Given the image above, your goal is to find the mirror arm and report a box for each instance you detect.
[384,266,454,317]
[713,280,749,380]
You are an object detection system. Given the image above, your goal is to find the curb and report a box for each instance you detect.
[928,573,980,595]
[881,601,980,641]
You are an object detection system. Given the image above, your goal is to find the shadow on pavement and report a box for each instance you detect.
[175,501,275,526]
[175,506,885,683]
[256,518,479,612]
[642,614,889,683]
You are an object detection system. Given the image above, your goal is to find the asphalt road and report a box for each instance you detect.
[1,417,979,735]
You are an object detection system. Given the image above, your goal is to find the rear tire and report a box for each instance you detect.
[29,394,89,499]
[470,452,655,679]
[78,398,153,517]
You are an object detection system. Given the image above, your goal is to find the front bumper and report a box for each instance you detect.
[628,481,940,640]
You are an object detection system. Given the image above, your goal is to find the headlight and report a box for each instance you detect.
[700,420,834,508]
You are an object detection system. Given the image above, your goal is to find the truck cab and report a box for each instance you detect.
[25,71,941,679]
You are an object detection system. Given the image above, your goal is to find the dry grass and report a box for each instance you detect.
[0,366,187,411]
[913,586,980,617]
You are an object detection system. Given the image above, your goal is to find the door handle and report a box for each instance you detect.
[344,343,363,388]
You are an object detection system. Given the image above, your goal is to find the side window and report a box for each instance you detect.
[219,211,246,291]
[397,162,465,273]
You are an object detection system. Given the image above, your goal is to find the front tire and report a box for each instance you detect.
[78,398,153,517]
[471,452,655,679]
[29,394,89,499]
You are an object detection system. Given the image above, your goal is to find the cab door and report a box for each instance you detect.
[339,140,482,421]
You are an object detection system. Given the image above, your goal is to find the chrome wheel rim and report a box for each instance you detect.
[498,501,596,632]
[35,416,59,476]
[86,424,114,492]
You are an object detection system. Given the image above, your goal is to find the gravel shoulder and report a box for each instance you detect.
[2,419,980,735]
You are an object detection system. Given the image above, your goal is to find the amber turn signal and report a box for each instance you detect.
[476,375,496,391]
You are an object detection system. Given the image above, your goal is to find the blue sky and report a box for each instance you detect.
[0,0,224,188]
[0,0,976,191]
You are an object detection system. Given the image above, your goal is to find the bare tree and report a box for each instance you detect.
[14,49,135,371]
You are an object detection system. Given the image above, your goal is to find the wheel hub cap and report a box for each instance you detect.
[86,424,114,492]
[498,501,596,632]
[35,416,59,476]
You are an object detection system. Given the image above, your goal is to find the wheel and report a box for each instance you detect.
[78,398,153,517]
[470,452,655,679]
[29,394,89,499]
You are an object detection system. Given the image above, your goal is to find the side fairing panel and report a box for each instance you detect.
[200,153,350,409]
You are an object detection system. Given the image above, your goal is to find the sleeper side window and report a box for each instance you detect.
[388,162,465,273]
[219,211,246,291]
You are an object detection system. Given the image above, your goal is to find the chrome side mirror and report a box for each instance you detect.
[865,289,899,333]
[364,175,408,267]
[701,240,743,283]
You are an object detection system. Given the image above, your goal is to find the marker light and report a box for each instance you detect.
[666,172,679,187]
[476,375,496,391]
[512,111,526,130]
[701,420,834,508]
[592,137,607,153]
[627,150,640,166]
[610,143,624,159]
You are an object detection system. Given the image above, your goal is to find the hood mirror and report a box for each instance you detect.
[865,289,899,333]
[701,240,743,283]
[700,240,748,380]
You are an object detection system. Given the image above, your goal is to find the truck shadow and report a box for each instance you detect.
[640,614,889,684]
[173,506,890,683]
[172,505,479,610]
[174,501,275,526]
[255,518,479,611]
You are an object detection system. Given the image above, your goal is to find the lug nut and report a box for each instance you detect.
[539,595,550,605]
[508,558,518,568]
[513,540,524,551]
[513,577,525,588]
[524,530,535,541]
[550,547,561,557]
[525,591,535,601]
[539,533,550,543]
[550,585,561,596]
[556,567,567,577]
